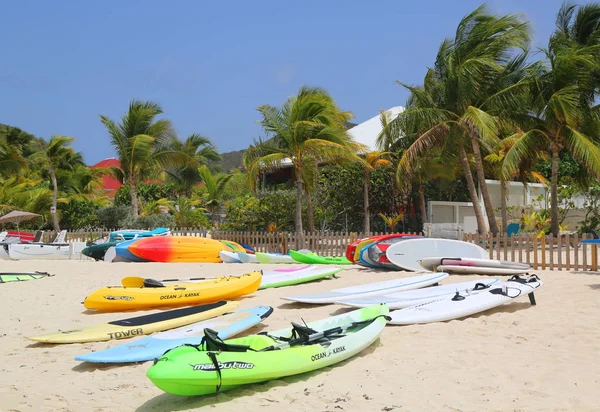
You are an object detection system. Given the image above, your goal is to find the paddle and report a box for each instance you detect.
[121,276,211,287]
[120,272,252,287]
[259,315,391,352]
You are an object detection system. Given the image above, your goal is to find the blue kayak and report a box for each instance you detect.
[114,239,147,262]
[75,306,273,363]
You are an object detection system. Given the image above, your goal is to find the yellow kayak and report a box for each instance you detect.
[29,301,238,343]
[83,272,262,312]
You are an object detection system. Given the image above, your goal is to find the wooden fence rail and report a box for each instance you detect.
[46,228,598,271]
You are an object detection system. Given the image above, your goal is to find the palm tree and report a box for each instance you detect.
[198,165,233,227]
[167,134,220,196]
[503,7,600,236]
[389,6,531,235]
[31,136,81,231]
[100,100,180,216]
[244,86,361,240]
[362,152,391,233]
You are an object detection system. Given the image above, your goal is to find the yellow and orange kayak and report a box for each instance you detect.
[128,236,227,263]
[83,272,262,312]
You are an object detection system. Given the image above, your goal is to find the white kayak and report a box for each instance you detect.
[419,257,530,271]
[437,265,531,275]
[255,252,295,264]
[388,275,542,325]
[336,278,500,309]
[281,272,448,304]
[219,250,242,263]
[386,239,488,271]
[238,252,259,263]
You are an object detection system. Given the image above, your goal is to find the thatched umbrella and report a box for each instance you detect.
[0,210,41,235]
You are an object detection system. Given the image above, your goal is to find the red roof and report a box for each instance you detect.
[90,158,123,193]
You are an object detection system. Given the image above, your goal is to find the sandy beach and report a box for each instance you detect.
[1,260,599,412]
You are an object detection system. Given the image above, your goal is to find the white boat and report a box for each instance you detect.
[8,241,87,261]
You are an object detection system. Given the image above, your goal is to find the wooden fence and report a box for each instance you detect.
[49,228,598,271]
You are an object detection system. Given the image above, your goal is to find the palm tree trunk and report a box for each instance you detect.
[295,166,304,248]
[419,184,427,225]
[363,171,370,234]
[550,145,560,236]
[500,178,508,233]
[468,131,499,235]
[130,179,140,217]
[306,193,315,233]
[458,146,487,234]
[49,167,60,231]
[211,205,215,228]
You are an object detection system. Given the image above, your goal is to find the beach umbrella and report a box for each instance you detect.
[0,210,41,235]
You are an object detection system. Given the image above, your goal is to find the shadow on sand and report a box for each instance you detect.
[135,338,382,412]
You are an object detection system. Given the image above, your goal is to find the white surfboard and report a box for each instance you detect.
[104,246,117,262]
[336,278,500,309]
[219,250,242,263]
[419,256,530,271]
[388,275,542,325]
[281,272,449,304]
[437,265,531,275]
[238,252,259,263]
[386,239,488,271]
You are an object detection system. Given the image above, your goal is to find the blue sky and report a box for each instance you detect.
[0,0,581,164]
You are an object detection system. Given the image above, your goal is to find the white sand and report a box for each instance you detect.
[0,260,599,411]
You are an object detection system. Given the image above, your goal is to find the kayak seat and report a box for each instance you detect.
[202,328,253,352]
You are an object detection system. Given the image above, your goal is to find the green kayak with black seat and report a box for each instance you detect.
[289,249,353,265]
[146,304,389,396]
[82,241,120,261]
[0,272,53,283]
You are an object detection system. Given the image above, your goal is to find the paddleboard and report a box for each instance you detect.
[336,279,500,309]
[388,275,542,325]
[386,239,488,271]
[219,250,242,263]
[74,306,273,363]
[437,265,531,275]
[260,266,342,289]
[238,252,259,263]
[281,272,448,304]
[29,301,239,343]
[255,252,295,264]
[419,257,530,271]
[0,272,53,283]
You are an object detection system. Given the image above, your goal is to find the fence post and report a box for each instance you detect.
[592,244,598,272]
[281,232,287,254]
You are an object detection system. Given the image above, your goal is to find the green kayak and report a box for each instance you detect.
[147,304,389,396]
[289,249,353,265]
[0,272,53,283]
[82,241,120,261]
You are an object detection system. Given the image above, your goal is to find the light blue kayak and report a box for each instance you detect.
[75,306,273,363]
[238,252,259,263]
[114,239,147,262]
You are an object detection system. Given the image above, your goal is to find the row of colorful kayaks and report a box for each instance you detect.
[27,271,542,397]
[83,229,258,263]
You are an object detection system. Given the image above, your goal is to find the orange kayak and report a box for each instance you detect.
[83,272,262,311]
[128,237,227,263]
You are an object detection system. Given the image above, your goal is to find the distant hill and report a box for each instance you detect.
[213,149,246,173]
